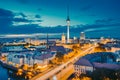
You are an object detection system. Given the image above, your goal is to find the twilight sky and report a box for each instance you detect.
[0,0,120,38]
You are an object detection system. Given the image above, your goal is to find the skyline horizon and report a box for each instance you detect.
[0,0,120,39]
[0,32,119,39]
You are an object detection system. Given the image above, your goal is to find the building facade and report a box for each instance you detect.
[80,32,85,40]
[74,58,93,76]
[61,33,66,44]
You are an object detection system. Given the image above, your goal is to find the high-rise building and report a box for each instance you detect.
[80,32,85,40]
[66,5,70,43]
[73,36,78,43]
[61,33,66,44]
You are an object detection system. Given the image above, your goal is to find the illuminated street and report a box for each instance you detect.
[31,44,97,80]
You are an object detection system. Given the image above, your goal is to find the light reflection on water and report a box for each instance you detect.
[0,65,25,80]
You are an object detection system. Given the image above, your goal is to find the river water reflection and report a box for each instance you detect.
[0,65,25,80]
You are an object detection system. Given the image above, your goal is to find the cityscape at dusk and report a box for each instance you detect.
[0,0,120,80]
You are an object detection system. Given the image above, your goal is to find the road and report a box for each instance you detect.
[31,45,97,80]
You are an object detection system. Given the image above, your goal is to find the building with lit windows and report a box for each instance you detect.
[74,58,93,76]
[61,33,66,44]
[80,32,85,40]
[74,52,120,76]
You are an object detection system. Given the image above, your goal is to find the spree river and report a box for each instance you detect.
[0,64,25,80]
[0,64,9,80]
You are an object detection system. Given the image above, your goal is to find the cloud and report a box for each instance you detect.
[94,18,120,27]
[35,15,41,18]
[68,18,120,34]
[0,8,14,17]
[14,13,27,19]
[13,18,30,22]
[0,8,43,34]
[83,27,115,33]
[0,8,14,33]
[95,18,114,24]
[19,13,27,17]
[0,8,120,38]
[79,18,120,34]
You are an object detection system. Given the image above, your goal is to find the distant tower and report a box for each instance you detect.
[66,4,70,43]
[80,32,85,40]
[61,33,66,44]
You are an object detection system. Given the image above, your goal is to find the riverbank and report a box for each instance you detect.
[0,61,25,80]
[0,61,17,71]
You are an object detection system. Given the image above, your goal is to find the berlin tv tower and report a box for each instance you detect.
[66,3,70,43]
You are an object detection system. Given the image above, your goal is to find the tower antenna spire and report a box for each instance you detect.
[67,0,70,21]
[66,0,70,43]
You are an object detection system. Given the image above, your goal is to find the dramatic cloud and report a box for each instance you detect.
[0,0,120,38]
[0,8,120,39]
[13,18,30,22]
[0,8,14,33]
[0,8,42,34]
[0,8,14,17]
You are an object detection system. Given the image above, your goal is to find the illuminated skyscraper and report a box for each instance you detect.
[66,5,70,43]
[80,32,85,40]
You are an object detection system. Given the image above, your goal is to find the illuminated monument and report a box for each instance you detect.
[61,33,66,44]
[66,5,70,43]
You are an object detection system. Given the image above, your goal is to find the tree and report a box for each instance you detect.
[91,68,118,80]
[21,64,28,71]
[49,60,53,64]
[115,69,120,80]
[55,52,64,62]
[72,45,78,50]
[33,63,38,69]
[94,46,106,52]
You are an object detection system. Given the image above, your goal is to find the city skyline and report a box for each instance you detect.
[0,0,120,38]
[0,1,120,79]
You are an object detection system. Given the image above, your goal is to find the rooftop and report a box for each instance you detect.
[50,46,66,54]
[74,52,120,70]
[93,62,120,70]
[74,58,93,67]
[103,41,120,48]
[34,53,53,60]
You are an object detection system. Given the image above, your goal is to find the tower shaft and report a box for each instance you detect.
[67,20,70,43]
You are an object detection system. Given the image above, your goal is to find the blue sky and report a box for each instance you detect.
[0,0,120,38]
